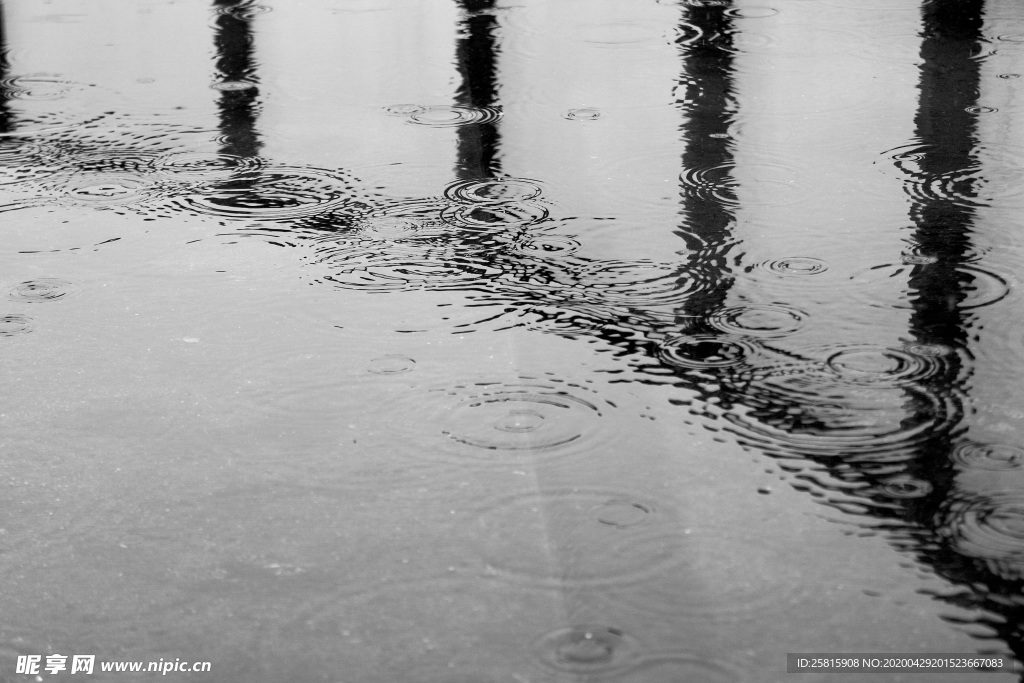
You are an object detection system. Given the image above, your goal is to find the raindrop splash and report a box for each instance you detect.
[534,626,639,674]
[9,278,74,303]
[950,442,1024,471]
[0,314,33,336]
[405,105,502,127]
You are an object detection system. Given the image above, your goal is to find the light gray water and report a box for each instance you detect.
[1,0,1024,681]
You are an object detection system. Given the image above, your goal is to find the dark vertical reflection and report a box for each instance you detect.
[674,3,737,324]
[902,0,1024,669]
[212,0,262,157]
[904,0,980,543]
[909,0,983,344]
[454,0,500,179]
[0,0,12,134]
[889,1,983,530]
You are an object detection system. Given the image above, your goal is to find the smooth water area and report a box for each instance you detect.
[2,0,1024,681]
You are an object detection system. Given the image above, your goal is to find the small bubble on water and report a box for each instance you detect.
[965,105,998,114]
[564,107,601,121]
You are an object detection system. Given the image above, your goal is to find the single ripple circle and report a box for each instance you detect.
[852,262,1010,310]
[707,303,806,338]
[316,246,504,294]
[443,177,543,204]
[759,257,828,276]
[0,76,108,137]
[936,491,1024,580]
[151,151,263,180]
[573,260,716,308]
[367,355,416,375]
[534,626,640,675]
[951,441,1024,471]
[406,105,501,127]
[475,488,682,588]
[9,278,74,303]
[175,166,367,221]
[878,142,1024,208]
[0,75,82,101]
[0,314,33,336]
[875,475,933,499]
[658,335,758,369]
[443,392,598,451]
[723,370,964,462]
[391,377,620,465]
[595,522,813,622]
[956,264,1012,309]
[440,202,549,231]
[680,160,803,207]
[58,173,155,207]
[966,105,998,114]
[826,345,944,385]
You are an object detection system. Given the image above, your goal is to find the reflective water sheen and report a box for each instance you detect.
[1,0,1024,681]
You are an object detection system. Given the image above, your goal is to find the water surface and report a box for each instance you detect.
[1,0,1024,681]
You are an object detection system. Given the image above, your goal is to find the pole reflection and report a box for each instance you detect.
[0,1,11,135]
[454,0,500,179]
[674,2,737,323]
[212,0,262,158]
[907,0,1024,667]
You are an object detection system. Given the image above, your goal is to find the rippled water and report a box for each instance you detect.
[2,0,1024,681]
